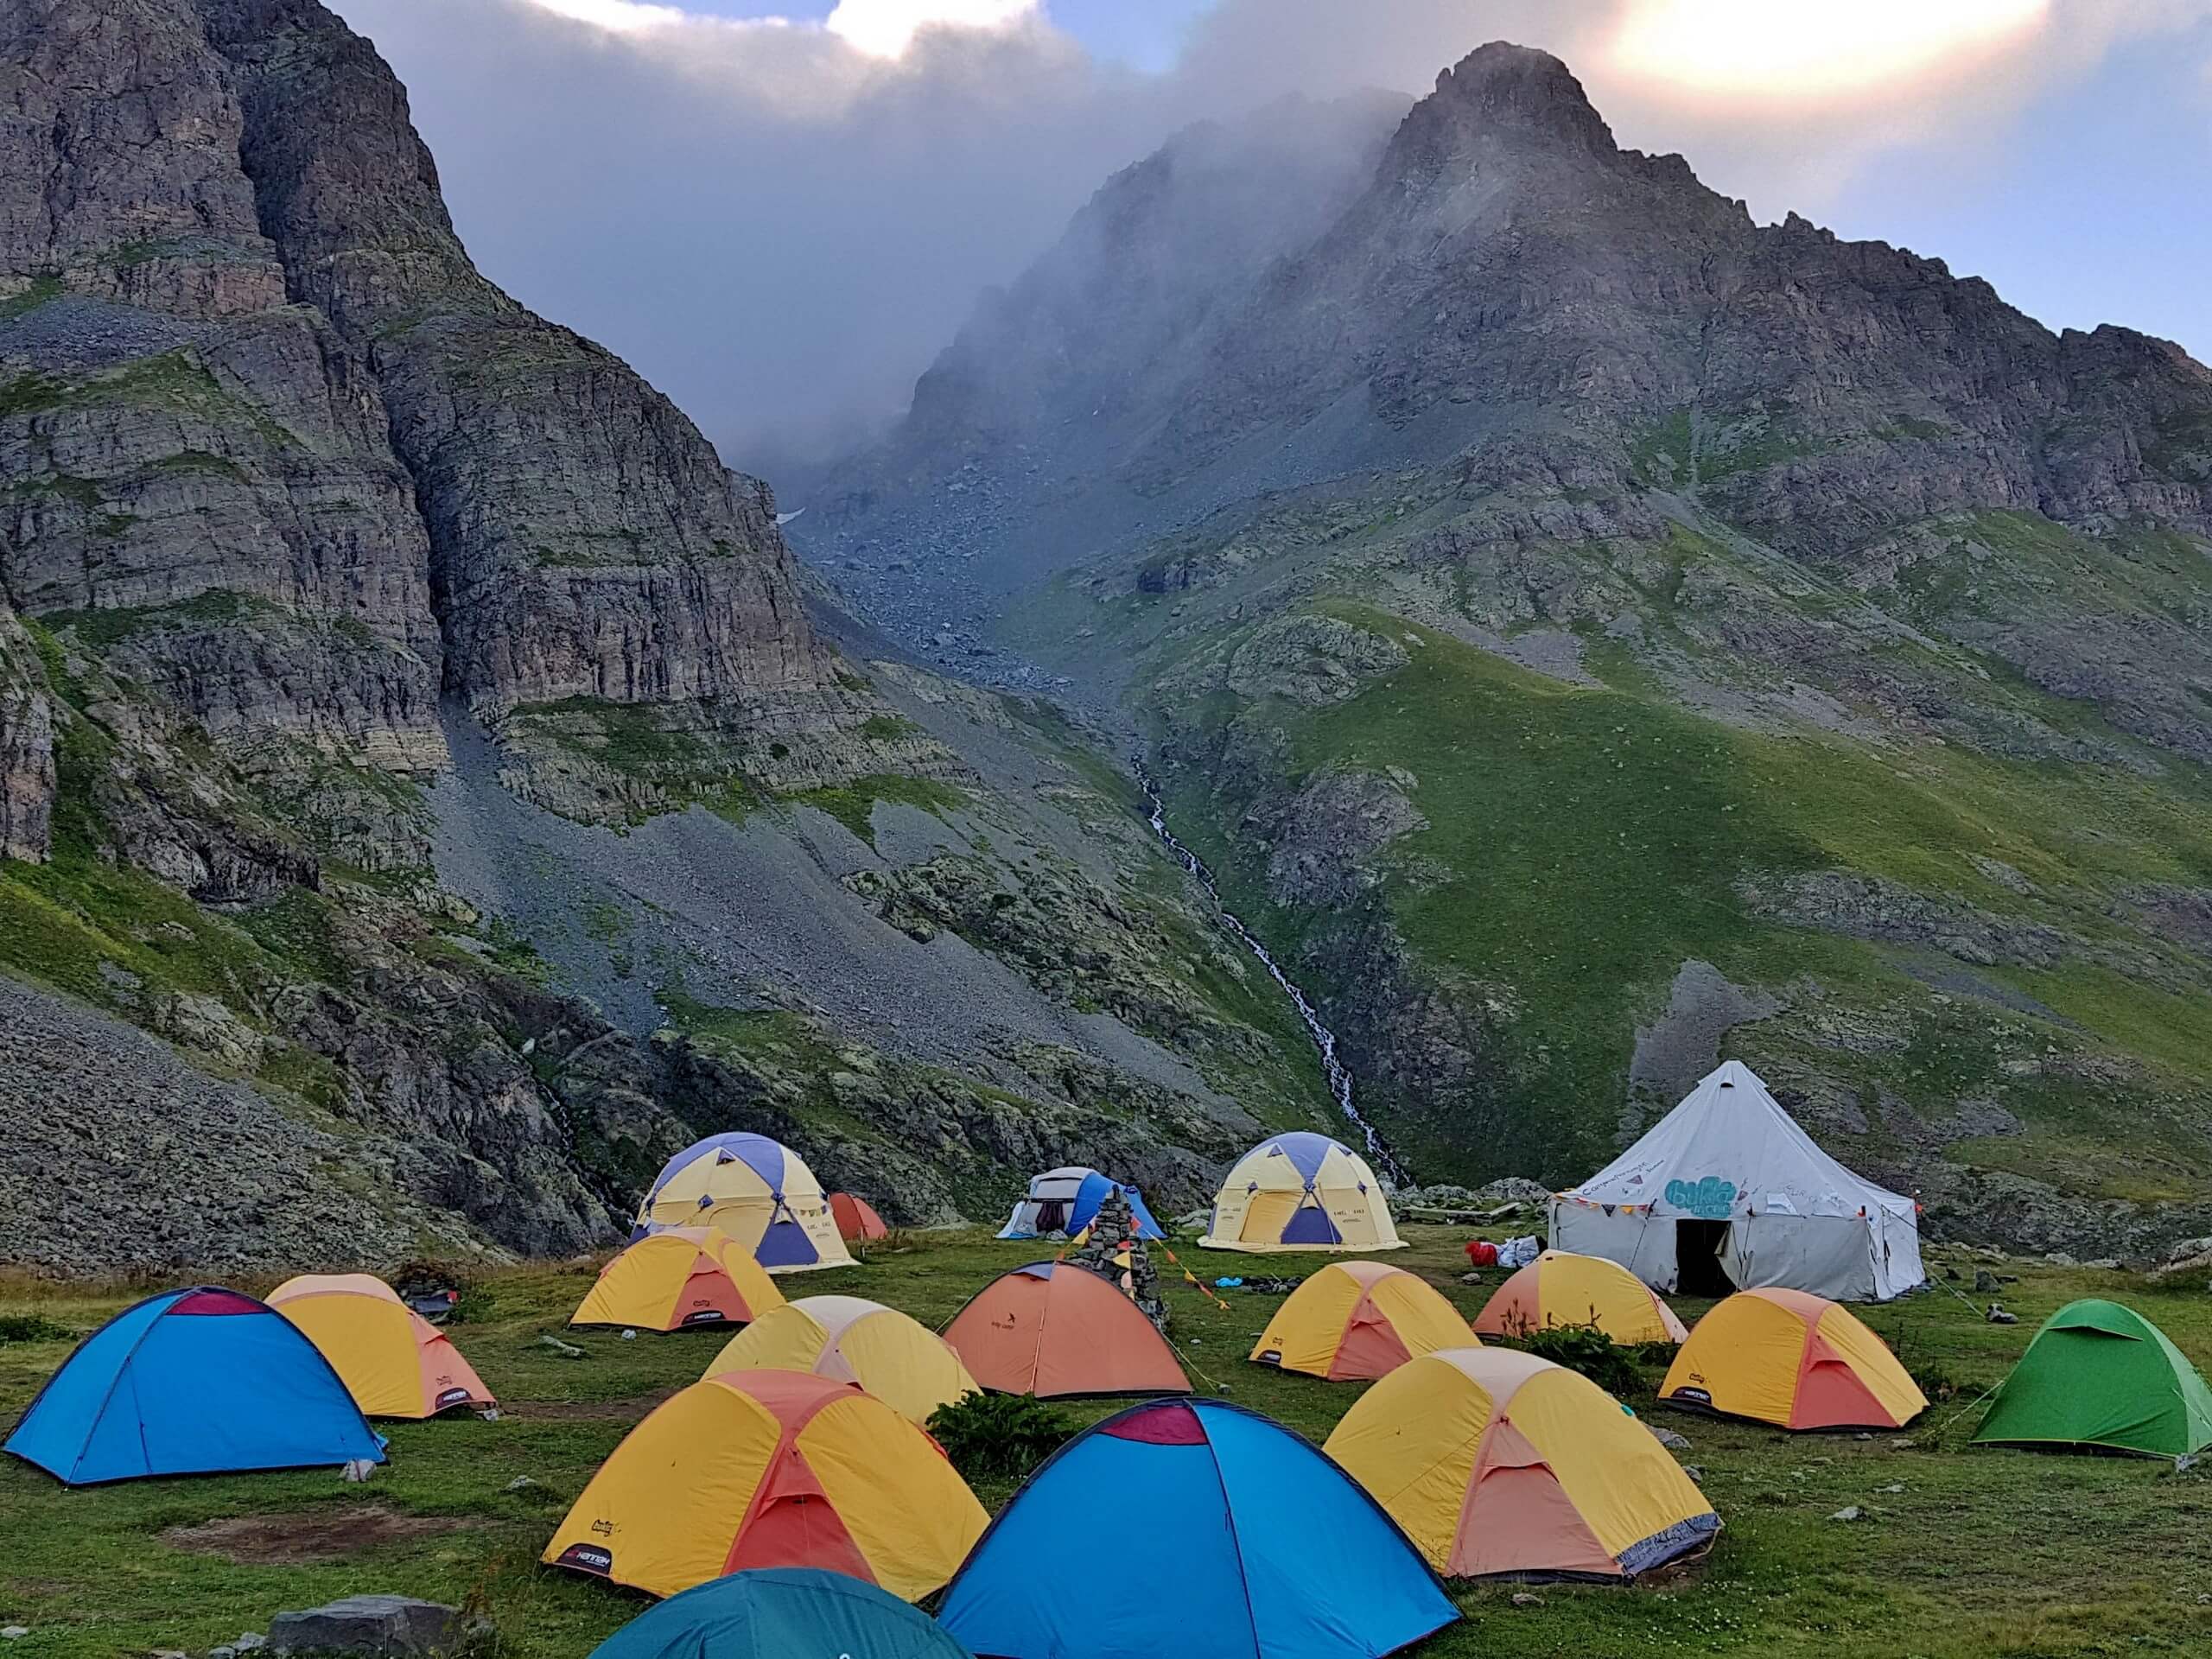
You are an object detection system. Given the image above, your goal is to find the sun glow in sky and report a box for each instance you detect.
[825,0,1038,57]
[1608,0,2054,99]
[519,0,1037,54]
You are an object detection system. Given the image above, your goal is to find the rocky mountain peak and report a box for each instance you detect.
[1396,41,1618,168]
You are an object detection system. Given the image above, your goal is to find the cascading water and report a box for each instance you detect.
[1138,763,1408,1185]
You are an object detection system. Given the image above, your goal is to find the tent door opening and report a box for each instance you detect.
[1675,1220,1734,1296]
[1033,1200,1070,1233]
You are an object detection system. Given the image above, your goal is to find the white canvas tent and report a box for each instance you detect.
[1550,1061,1925,1302]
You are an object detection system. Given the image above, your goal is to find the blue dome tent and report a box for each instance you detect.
[938,1398,1455,1659]
[4,1287,386,1486]
[590,1568,973,1659]
[996,1166,1164,1241]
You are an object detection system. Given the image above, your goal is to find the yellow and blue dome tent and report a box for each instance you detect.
[1200,1131,1402,1253]
[634,1133,853,1274]
[572,1227,785,1332]
[4,1287,385,1485]
[544,1369,987,1600]
[704,1295,978,1425]
[938,1398,1456,1659]
[269,1274,496,1419]
[1250,1262,1473,1380]
[1325,1347,1718,1580]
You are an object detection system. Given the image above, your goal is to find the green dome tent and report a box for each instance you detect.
[1973,1300,2212,1459]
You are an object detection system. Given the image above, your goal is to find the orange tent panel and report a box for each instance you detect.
[830,1193,889,1242]
[943,1262,1188,1400]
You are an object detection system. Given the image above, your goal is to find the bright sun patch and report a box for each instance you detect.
[1607,0,2053,100]
[825,0,1039,58]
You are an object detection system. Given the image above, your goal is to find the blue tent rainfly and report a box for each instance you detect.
[938,1397,1456,1659]
[3,1286,386,1486]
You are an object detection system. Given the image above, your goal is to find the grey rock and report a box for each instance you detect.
[265,1596,459,1657]
[0,604,54,862]
[1646,1425,1693,1451]
[1829,1506,1863,1522]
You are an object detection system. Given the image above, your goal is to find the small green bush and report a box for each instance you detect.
[926,1390,1076,1482]
[1514,1322,1645,1397]
[0,1313,74,1344]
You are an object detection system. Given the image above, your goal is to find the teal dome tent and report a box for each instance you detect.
[590,1568,972,1659]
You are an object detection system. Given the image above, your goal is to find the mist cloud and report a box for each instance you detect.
[327,0,2212,477]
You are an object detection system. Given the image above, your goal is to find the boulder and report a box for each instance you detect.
[266,1596,461,1656]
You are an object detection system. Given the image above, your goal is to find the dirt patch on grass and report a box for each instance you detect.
[162,1507,482,1565]
[514,1389,677,1421]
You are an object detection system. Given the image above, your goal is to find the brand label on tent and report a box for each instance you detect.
[556,1543,613,1575]
[1664,1176,1737,1218]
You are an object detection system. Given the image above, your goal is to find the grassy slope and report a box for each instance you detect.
[5,1232,2212,1659]
[1153,598,2212,1195]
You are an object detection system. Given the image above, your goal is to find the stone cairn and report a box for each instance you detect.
[1067,1188,1169,1333]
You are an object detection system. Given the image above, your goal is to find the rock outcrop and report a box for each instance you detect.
[0,603,54,862]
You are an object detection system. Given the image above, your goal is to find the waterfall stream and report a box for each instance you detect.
[1138,765,1408,1184]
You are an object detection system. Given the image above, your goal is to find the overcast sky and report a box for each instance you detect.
[327,0,2212,476]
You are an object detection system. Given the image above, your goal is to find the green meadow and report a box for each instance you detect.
[5,1228,2212,1658]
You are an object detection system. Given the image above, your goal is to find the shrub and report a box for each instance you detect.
[1513,1322,1645,1397]
[0,1313,73,1344]
[926,1390,1076,1482]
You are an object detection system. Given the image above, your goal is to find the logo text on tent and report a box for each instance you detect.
[1663,1176,1737,1219]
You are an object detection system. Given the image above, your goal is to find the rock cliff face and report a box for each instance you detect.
[806,43,2212,1255]
[3,0,865,779]
[0,0,1339,1274]
[0,603,52,861]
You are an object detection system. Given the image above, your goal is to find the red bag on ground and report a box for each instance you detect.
[1464,1239,1498,1268]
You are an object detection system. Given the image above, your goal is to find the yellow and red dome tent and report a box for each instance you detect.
[544,1369,986,1600]
[633,1134,853,1274]
[705,1295,977,1425]
[268,1274,495,1420]
[1472,1251,1688,1346]
[1250,1262,1474,1380]
[943,1262,1188,1400]
[1201,1132,1402,1253]
[1325,1347,1718,1580]
[1661,1287,1926,1431]
[571,1228,785,1332]
[829,1192,888,1243]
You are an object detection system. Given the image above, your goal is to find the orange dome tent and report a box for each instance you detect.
[543,1370,985,1600]
[1661,1287,1926,1431]
[268,1274,495,1420]
[570,1228,785,1332]
[1326,1347,1718,1580]
[829,1192,888,1243]
[1249,1261,1474,1381]
[1473,1251,1688,1346]
[943,1262,1189,1400]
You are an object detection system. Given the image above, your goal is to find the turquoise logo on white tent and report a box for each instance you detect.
[1664,1176,1737,1218]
